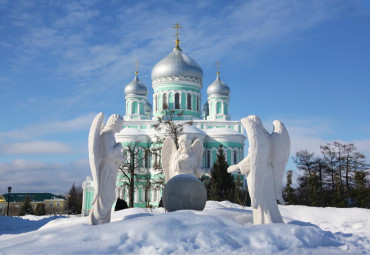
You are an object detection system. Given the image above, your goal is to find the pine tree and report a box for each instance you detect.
[35,203,46,216]
[67,183,83,214]
[284,170,295,204]
[209,145,235,201]
[18,196,34,216]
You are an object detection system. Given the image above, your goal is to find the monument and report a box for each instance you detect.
[88,113,126,225]
[228,115,290,224]
[161,134,208,211]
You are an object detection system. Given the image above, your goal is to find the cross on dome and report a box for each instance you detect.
[216,61,221,76]
[172,23,182,50]
[135,61,139,75]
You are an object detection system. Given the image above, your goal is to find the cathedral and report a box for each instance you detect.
[82,25,246,215]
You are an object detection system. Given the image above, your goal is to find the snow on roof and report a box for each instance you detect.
[205,127,245,137]
[118,128,148,136]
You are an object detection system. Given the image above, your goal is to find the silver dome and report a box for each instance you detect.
[206,74,230,97]
[124,73,147,96]
[151,48,203,82]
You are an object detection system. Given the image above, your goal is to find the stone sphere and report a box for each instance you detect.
[162,174,207,212]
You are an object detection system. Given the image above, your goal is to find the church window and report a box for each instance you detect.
[163,93,167,109]
[216,101,222,114]
[196,96,199,111]
[187,93,191,110]
[234,149,237,164]
[207,150,210,168]
[175,93,180,109]
[132,101,138,114]
[154,95,157,112]
[144,150,149,168]
[153,188,158,202]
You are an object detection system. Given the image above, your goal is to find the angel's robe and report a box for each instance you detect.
[89,131,123,225]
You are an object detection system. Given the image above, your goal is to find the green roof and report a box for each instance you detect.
[1,193,65,203]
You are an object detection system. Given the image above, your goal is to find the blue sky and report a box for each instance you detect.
[0,0,369,194]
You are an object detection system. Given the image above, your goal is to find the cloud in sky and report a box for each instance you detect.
[0,112,96,140]
[0,158,90,194]
[0,140,73,155]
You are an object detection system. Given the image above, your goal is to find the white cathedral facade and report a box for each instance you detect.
[82,29,246,215]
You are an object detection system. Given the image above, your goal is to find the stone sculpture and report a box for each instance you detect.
[228,115,290,224]
[88,113,125,225]
[161,134,208,211]
[161,134,207,182]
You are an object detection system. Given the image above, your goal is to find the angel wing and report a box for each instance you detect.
[241,115,271,209]
[191,139,204,169]
[161,137,176,182]
[271,120,290,205]
[88,112,105,205]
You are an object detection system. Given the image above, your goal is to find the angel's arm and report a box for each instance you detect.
[227,154,250,174]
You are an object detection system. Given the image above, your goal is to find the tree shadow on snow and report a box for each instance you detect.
[0,216,66,235]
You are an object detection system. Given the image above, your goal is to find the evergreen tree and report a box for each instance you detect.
[18,196,34,216]
[67,183,83,214]
[353,171,370,208]
[114,198,128,211]
[284,170,295,204]
[209,145,235,201]
[34,203,46,216]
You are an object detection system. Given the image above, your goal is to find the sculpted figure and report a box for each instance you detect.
[88,113,125,225]
[162,134,207,182]
[228,115,290,224]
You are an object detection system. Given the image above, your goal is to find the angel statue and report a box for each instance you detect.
[228,115,290,224]
[88,113,126,225]
[161,134,208,182]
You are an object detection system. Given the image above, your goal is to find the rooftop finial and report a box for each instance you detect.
[216,61,220,76]
[135,61,139,75]
[172,23,182,50]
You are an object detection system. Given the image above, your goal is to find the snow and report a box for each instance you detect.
[0,201,369,254]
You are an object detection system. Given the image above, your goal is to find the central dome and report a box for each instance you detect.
[151,48,203,83]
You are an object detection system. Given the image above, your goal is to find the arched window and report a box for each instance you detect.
[207,150,210,168]
[132,101,138,114]
[163,93,167,109]
[216,101,222,114]
[175,93,180,109]
[234,149,237,164]
[154,95,157,112]
[144,150,149,168]
[187,93,191,110]
[196,96,199,111]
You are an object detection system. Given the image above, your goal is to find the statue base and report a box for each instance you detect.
[162,174,207,212]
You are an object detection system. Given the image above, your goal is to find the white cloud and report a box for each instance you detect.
[0,113,96,140]
[0,158,90,194]
[0,140,73,154]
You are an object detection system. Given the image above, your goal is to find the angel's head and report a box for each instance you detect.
[106,114,123,133]
[178,134,191,151]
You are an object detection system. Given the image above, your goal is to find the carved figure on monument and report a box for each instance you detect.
[161,134,207,182]
[228,115,290,224]
[88,112,125,225]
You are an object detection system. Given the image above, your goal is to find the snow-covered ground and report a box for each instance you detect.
[0,201,369,254]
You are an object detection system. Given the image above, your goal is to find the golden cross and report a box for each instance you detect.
[216,61,221,75]
[135,61,139,75]
[172,23,182,49]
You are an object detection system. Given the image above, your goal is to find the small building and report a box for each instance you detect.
[2,193,66,216]
[0,195,6,216]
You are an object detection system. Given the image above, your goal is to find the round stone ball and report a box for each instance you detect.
[162,174,207,212]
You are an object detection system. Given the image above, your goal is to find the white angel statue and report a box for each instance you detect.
[228,115,290,224]
[88,113,125,225]
[161,134,207,182]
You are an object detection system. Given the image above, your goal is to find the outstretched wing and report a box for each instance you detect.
[88,112,105,205]
[161,137,176,182]
[191,139,204,169]
[271,120,290,205]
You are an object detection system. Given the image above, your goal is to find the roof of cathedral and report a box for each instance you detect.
[206,73,230,97]
[151,47,203,83]
[124,73,148,97]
